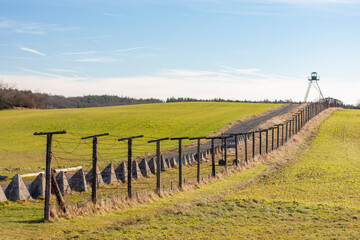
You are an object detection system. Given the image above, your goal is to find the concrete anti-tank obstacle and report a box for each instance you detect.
[139,159,151,177]
[132,161,142,180]
[101,163,118,184]
[186,154,191,165]
[0,185,7,201]
[207,149,211,155]
[215,146,220,154]
[160,156,169,171]
[28,173,45,198]
[85,166,104,187]
[55,171,72,195]
[68,169,87,192]
[202,152,207,161]
[181,155,187,165]
[147,158,157,175]
[169,157,177,168]
[165,158,171,169]
[5,174,32,201]
[184,155,189,165]
[191,154,196,164]
[115,162,127,183]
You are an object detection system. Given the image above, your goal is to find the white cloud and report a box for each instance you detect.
[20,68,63,78]
[62,51,97,55]
[74,58,116,63]
[48,69,77,73]
[104,13,123,17]
[0,18,78,35]
[0,66,358,104]
[19,47,45,56]
[115,47,144,52]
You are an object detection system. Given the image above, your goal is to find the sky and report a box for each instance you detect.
[0,0,359,105]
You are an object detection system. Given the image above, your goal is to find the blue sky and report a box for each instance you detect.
[0,0,359,104]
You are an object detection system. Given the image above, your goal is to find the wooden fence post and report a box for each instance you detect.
[34,130,66,222]
[229,134,240,166]
[50,169,66,213]
[119,135,144,199]
[259,131,262,155]
[82,133,109,203]
[148,137,168,195]
[276,125,280,149]
[281,124,284,146]
[252,131,255,159]
[189,137,206,183]
[244,133,248,163]
[170,137,189,189]
[266,129,268,154]
[271,127,274,151]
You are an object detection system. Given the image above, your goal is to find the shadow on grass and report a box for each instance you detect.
[15,218,44,224]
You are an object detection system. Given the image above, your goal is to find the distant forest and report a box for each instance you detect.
[0,82,162,110]
[166,97,301,104]
[1,81,358,110]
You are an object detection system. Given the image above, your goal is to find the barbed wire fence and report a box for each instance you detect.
[1,98,343,221]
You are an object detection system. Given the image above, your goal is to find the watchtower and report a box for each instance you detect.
[304,72,324,102]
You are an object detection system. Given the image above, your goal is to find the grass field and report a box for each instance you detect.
[1,108,359,239]
[0,102,280,176]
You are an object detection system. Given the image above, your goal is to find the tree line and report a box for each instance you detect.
[1,81,358,110]
[0,82,162,110]
[166,97,301,104]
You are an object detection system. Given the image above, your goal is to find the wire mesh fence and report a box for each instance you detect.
[1,98,343,221]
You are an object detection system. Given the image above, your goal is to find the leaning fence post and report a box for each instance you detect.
[189,137,206,183]
[34,130,66,222]
[50,169,66,213]
[118,135,144,199]
[170,137,189,189]
[148,137,168,195]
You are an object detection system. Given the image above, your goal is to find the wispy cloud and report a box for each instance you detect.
[19,47,45,56]
[59,35,112,42]
[104,13,123,17]
[0,18,78,35]
[20,68,62,78]
[48,69,77,73]
[184,0,360,16]
[1,66,358,104]
[62,51,97,55]
[115,47,145,52]
[74,57,116,63]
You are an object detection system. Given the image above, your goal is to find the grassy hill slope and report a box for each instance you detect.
[1,109,359,239]
[0,102,280,175]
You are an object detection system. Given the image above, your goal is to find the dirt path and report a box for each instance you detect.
[164,104,297,158]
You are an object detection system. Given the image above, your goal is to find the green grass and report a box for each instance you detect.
[0,102,280,176]
[1,108,359,239]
